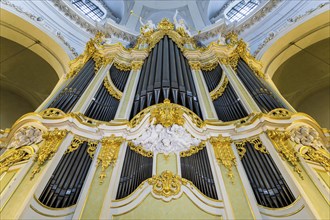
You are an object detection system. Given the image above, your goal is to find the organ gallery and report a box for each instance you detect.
[0,16,329,219]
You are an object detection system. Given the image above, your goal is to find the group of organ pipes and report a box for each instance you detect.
[1,20,328,219]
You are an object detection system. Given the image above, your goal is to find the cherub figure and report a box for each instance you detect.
[218,33,226,45]
[173,10,191,37]
[139,17,156,35]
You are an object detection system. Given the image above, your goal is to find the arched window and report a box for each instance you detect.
[72,0,106,22]
[226,0,259,22]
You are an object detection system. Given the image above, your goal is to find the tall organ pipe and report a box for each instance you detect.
[202,65,248,121]
[180,148,218,200]
[236,59,285,112]
[84,65,130,121]
[48,59,96,112]
[39,142,93,208]
[130,36,202,119]
[116,147,153,199]
[237,142,295,208]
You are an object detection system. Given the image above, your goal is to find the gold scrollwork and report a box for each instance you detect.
[65,136,85,154]
[131,61,144,71]
[40,108,66,119]
[267,129,303,179]
[128,141,153,158]
[210,77,229,100]
[103,77,122,100]
[0,145,35,175]
[267,108,292,119]
[201,61,218,71]
[180,141,206,157]
[114,62,131,71]
[31,129,67,179]
[148,170,187,198]
[189,61,201,71]
[97,135,124,182]
[150,99,185,127]
[157,18,175,31]
[234,137,268,158]
[129,99,205,129]
[299,146,330,172]
[67,32,105,78]
[210,136,236,182]
[87,141,98,158]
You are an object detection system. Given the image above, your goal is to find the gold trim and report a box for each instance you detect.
[29,205,74,217]
[210,136,236,182]
[210,77,229,101]
[258,195,301,210]
[180,141,206,157]
[33,194,76,210]
[128,142,153,158]
[260,205,305,217]
[104,76,122,100]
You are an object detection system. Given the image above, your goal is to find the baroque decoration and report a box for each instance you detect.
[267,129,303,179]
[210,136,236,182]
[31,129,67,178]
[132,123,201,155]
[148,170,187,201]
[290,126,330,172]
[97,136,124,182]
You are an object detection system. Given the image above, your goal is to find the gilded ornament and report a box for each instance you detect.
[268,108,292,119]
[65,136,85,154]
[150,99,185,128]
[267,130,303,179]
[0,145,35,175]
[104,77,122,100]
[114,62,131,71]
[210,136,236,182]
[157,18,175,31]
[97,136,124,182]
[148,170,187,199]
[40,108,66,119]
[31,129,67,179]
[131,61,144,71]
[180,141,206,157]
[210,77,229,100]
[189,61,201,71]
[87,141,98,158]
[234,137,268,158]
[201,61,218,71]
[128,141,153,158]
[299,146,330,172]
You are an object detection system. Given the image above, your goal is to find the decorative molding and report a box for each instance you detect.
[104,77,122,100]
[56,32,78,57]
[253,2,329,56]
[1,0,79,58]
[51,0,137,42]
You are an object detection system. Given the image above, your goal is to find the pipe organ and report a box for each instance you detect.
[1,19,329,220]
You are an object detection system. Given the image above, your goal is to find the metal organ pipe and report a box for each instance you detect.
[202,65,248,121]
[130,36,202,119]
[39,142,93,208]
[237,141,295,208]
[48,59,96,112]
[236,59,285,112]
[84,65,130,121]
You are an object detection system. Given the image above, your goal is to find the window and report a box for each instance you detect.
[72,0,105,22]
[226,0,259,22]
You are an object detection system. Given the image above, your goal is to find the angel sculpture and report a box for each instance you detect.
[139,17,156,35]
[173,10,191,37]
[218,33,226,45]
